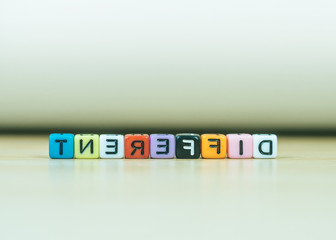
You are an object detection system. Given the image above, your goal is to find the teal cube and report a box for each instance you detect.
[49,133,74,159]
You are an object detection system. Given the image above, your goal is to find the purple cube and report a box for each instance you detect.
[150,134,175,159]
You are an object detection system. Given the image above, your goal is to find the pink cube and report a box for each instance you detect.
[227,134,253,159]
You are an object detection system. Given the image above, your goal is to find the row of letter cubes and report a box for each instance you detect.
[49,133,277,159]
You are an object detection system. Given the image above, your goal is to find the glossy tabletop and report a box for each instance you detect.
[0,135,335,240]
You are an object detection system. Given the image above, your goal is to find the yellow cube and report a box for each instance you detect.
[201,134,227,159]
[74,134,99,159]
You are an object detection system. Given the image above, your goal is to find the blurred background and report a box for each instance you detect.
[1,0,336,134]
[2,2,336,240]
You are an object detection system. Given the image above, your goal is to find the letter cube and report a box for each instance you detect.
[150,134,175,159]
[253,134,277,158]
[227,134,253,159]
[49,133,74,159]
[100,134,124,159]
[201,134,227,159]
[74,134,99,159]
[176,133,200,159]
[124,134,149,159]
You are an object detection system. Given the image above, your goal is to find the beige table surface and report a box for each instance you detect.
[0,135,336,240]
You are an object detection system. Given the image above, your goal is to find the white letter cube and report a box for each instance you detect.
[100,134,124,158]
[253,134,277,158]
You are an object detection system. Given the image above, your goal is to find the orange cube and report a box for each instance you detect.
[125,134,150,159]
[201,134,227,159]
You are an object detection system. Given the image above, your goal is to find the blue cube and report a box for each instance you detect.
[49,133,74,159]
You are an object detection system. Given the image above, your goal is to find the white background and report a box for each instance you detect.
[1,0,335,130]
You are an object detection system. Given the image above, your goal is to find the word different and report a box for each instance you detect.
[49,133,277,159]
